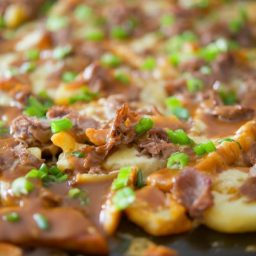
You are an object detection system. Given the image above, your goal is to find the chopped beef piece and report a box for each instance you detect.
[212,53,235,81]
[83,62,116,94]
[235,24,255,47]
[172,168,213,217]
[109,103,138,145]
[10,115,51,147]
[213,105,254,122]
[0,138,42,178]
[47,106,71,119]
[137,128,177,159]
[72,104,138,172]
[240,177,256,201]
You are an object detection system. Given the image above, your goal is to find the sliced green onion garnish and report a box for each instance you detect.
[167,129,193,145]
[24,96,48,117]
[113,187,135,210]
[114,70,130,84]
[51,118,73,133]
[200,65,212,74]
[46,16,68,31]
[186,77,204,93]
[11,177,34,196]
[167,152,189,169]
[74,5,93,20]
[53,45,72,60]
[136,170,145,188]
[69,88,98,104]
[33,213,49,230]
[166,31,198,53]
[219,88,237,105]
[100,53,121,68]
[112,166,132,191]
[85,28,104,41]
[173,107,190,120]
[20,62,36,73]
[0,16,5,28]
[199,38,230,62]
[165,97,190,120]
[161,14,175,27]
[25,49,40,61]
[229,8,247,33]
[71,151,85,158]
[135,117,154,135]
[141,57,156,71]
[3,212,20,223]
[62,71,77,82]
[111,26,128,39]
[0,121,9,137]
[218,137,242,149]
[68,188,81,198]
[168,53,181,67]
[193,141,216,156]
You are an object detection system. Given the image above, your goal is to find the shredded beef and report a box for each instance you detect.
[108,103,138,145]
[213,105,254,122]
[10,115,51,147]
[47,106,71,119]
[172,168,213,217]
[0,138,42,177]
[212,53,234,81]
[137,128,176,159]
[240,177,256,201]
[73,104,138,172]
[83,62,116,95]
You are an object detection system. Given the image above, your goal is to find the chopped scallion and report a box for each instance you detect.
[186,77,204,93]
[62,71,77,82]
[135,117,154,135]
[111,26,128,39]
[33,213,49,230]
[100,53,121,68]
[11,177,34,196]
[167,152,189,169]
[46,16,68,31]
[85,28,104,41]
[53,45,72,60]
[71,151,85,158]
[141,57,156,71]
[51,118,73,133]
[193,141,216,156]
[112,166,132,191]
[25,49,40,61]
[167,129,193,145]
[3,212,20,223]
[113,187,135,210]
[74,5,93,21]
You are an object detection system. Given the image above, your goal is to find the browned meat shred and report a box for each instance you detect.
[0,138,42,178]
[72,104,139,172]
[213,105,254,122]
[137,128,177,159]
[10,115,51,147]
[172,168,213,217]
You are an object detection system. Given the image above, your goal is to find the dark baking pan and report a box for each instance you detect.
[110,218,256,256]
